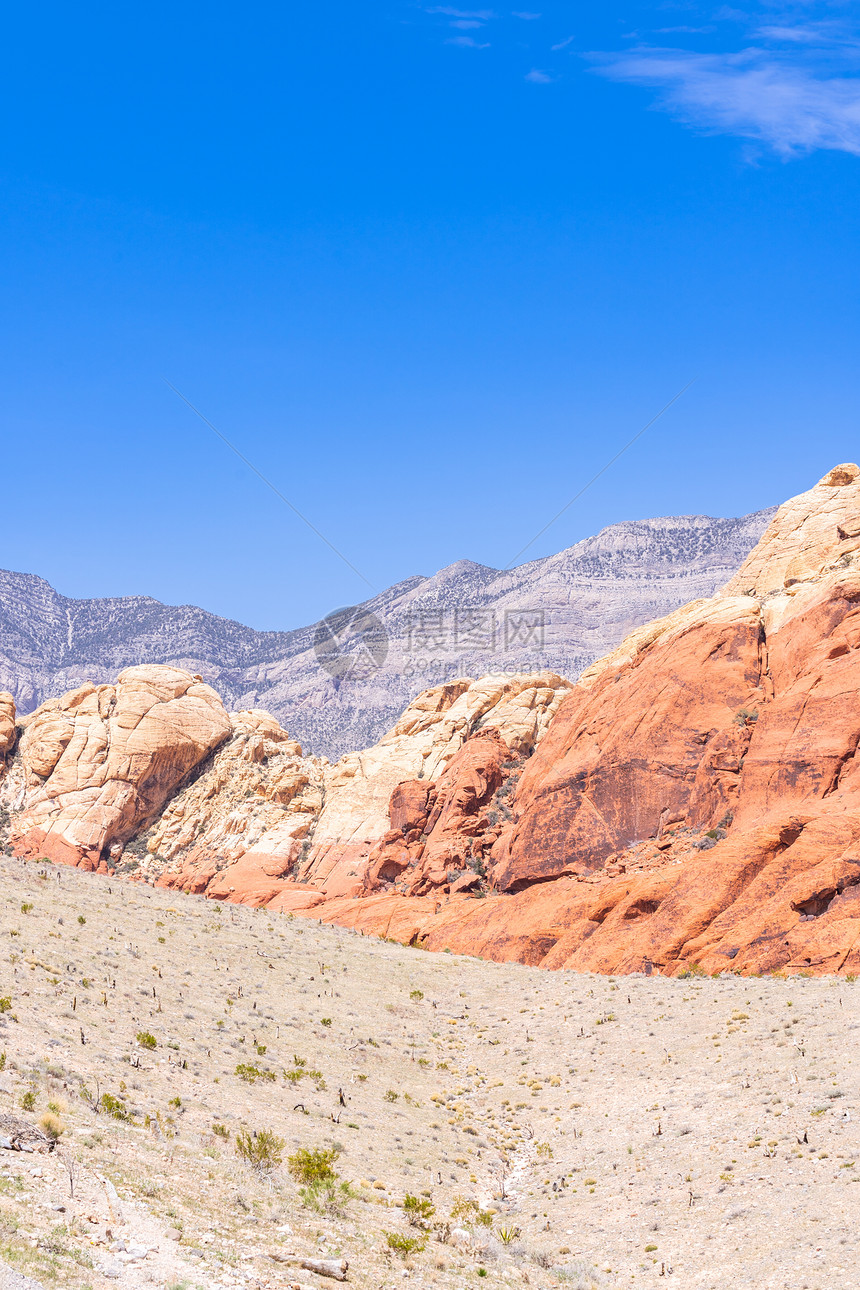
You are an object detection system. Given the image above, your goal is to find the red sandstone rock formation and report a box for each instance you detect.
[365,728,520,895]
[276,464,860,976]
[6,466,860,977]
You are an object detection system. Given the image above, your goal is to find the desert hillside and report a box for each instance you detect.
[0,858,856,1290]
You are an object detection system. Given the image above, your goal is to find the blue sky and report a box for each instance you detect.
[2,1,859,628]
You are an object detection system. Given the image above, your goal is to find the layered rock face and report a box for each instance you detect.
[1,667,231,870]
[152,671,570,906]
[137,709,325,904]
[300,465,860,975]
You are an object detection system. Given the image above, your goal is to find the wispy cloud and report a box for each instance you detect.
[593,16,860,158]
[551,35,575,51]
[446,34,491,48]
[657,26,715,36]
[513,10,541,17]
[525,68,552,83]
[427,5,496,17]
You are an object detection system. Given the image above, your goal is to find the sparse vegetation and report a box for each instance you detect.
[235,1063,276,1084]
[0,852,850,1288]
[403,1192,435,1227]
[287,1146,339,1186]
[386,1231,425,1256]
[101,1093,132,1121]
[234,1128,285,1173]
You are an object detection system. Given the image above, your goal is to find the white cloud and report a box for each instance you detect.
[427,5,496,17]
[551,35,575,51]
[446,34,491,47]
[593,27,860,157]
[513,10,541,18]
[525,68,552,83]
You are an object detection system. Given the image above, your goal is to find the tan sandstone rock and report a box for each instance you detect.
[151,709,325,903]
[0,692,16,761]
[5,666,231,869]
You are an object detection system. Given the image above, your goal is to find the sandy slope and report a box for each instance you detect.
[0,857,857,1290]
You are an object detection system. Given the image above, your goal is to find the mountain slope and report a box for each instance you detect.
[0,507,774,758]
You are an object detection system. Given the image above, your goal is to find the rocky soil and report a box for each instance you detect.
[0,857,858,1290]
[0,510,773,759]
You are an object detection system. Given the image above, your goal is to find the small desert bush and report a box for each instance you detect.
[136,1031,157,1050]
[386,1231,425,1257]
[450,1195,494,1227]
[235,1129,285,1174]
[38,1112,64,1141]
[403,1193,435,1227]
[235,1063,276,1084]
[287,1146,354,1211]
[101,1093,132,1122]
[287,1147,339,1186]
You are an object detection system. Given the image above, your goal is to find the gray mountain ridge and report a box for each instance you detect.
[0,506,776,759]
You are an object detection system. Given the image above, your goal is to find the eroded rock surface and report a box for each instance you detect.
[3,666,231,869]
[153,671,570,904]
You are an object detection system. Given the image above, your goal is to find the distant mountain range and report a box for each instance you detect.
[0,507,775,759]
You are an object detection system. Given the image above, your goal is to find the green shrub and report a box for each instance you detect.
[409,989,424,1002]
[235,1129,285,1173]
[20,903,32,914]
[403,1193,435,1227]
[212,1123,230,1138]
[19,1090,36,1111]
[384,1089,399,1102]
[101,1093,131,1122]
[0,998,12,1013]
[320,1017,332,1027]
[385,1232,425,1257]
[235,1063,276,1084]
[287,1147,339,1185]
[77,916,86,925]
[136,1031,157,1050]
